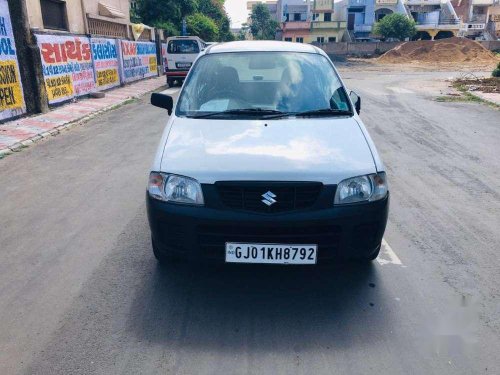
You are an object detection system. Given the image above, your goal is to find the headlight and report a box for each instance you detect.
[334,172,388,205]
[148,172,204,205]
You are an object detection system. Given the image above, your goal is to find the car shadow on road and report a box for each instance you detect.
[128,258,392,353]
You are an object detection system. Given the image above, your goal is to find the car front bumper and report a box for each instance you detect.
[146,192,389,263]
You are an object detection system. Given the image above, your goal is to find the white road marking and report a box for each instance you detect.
[161,88,181,95]
[377,239,405,266]
[387,87,414,94]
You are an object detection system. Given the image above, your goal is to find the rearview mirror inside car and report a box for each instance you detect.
[151,93,174,115]
[350,91,361,114]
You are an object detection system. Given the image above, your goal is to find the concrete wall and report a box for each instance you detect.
[316,40,500,57]
[316,41,403,56]
[26,0,130,34]
[26,0,85,33]
[84,0,130,23]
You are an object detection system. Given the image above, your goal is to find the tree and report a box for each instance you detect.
[186,13,219,41]
[135,0,234,42]
[250,3,278,40]
[373,14,417,41]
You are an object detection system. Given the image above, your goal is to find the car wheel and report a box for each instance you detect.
[167,79,174,87]
[359,243,381,262]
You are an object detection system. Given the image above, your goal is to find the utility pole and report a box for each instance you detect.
[7,0,48,114]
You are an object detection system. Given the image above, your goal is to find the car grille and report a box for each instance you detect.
[215,182,323,213]
[198,224,342,259]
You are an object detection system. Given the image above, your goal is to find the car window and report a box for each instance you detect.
[177,52,351,117]
[168,40,200,54]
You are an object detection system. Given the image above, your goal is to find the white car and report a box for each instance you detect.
[147,41,389,265]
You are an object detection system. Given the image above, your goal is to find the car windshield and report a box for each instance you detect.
[176,52,352,118]
[168,40,200,54]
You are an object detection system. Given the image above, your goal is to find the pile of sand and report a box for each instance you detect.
[378,37,498,65]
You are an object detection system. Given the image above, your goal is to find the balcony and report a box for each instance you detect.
[354,24,373,32]
[415,18,460,29]
[282,21,311,31]
[405,0,442,5]
[311,21,347,29]
[471,0,493,4]
[349,0,367,6]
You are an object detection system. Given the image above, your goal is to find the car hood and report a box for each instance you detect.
[160,117,376,184]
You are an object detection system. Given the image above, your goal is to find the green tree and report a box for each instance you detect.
[250,3,278,40]
[186,13,219,41]
[373,14,417,41]
[136,0,198,29]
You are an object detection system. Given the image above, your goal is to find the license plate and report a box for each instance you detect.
[176,62,191,69]
[225,243,317,264]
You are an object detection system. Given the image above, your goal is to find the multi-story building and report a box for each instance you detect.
[26,0,153,40]
[279,0,313,42]
[405,0,460,40]
[310,0,348,42]
[452,0,500,39]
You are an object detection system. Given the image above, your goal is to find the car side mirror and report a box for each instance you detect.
[151,93,173,115]
[350,91,361,114]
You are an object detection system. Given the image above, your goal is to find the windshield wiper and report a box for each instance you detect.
[188,108,286,119]
[294,108,353,117]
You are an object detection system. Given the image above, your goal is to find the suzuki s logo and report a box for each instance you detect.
[261,191,277,206]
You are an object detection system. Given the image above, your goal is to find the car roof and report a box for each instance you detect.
[205,41,323,55]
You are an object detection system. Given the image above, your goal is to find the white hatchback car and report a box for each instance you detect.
[147,41,389,265]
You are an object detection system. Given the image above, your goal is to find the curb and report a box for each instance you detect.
[0,82,167,159]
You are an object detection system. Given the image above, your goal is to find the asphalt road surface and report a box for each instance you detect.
[1,66,499,375]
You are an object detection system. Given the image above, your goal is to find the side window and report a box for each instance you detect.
[40,0,68,31]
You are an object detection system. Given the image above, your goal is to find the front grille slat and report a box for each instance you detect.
[216,182,323,213]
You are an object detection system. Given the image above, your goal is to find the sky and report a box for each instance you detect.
[224,0,249,28]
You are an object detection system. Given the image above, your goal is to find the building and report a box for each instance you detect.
[452,0,500,39]
[279,0,313,42]
[405,0,460,40]
[310,0,348,42]
[25,0,153,40]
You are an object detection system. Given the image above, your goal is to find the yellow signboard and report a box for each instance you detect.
[0,60,24,111]
[96,68,119,87]
[149,56,157,73]
[45,75,74,102]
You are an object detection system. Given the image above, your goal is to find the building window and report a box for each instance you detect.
[324,13,332,22]
[284,37,293,42]
[328,37,336,42]
[296,37,304,43]
[40,0,68,31]
[317,36,325,43]
[294,13,301,21]
[313,13,320,21]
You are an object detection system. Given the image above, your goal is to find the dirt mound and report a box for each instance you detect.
[378,37,497,65]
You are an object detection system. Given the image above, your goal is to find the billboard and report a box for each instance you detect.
[0,0,26,121]
[120,40,157,83]
[37,34,95,104]
[91,38,121,91]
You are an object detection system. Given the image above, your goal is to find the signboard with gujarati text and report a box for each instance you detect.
[36,34,95,104]
[120,40,157,83]
[91,37,121,90]
[0,0,26,121]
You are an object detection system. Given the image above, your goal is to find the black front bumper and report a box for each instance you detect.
[146,191,389,263]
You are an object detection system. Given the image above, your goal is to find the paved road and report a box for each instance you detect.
[1,67,499,374]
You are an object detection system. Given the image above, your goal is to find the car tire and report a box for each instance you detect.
[167,79,174,88]
[359,243,381,262]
